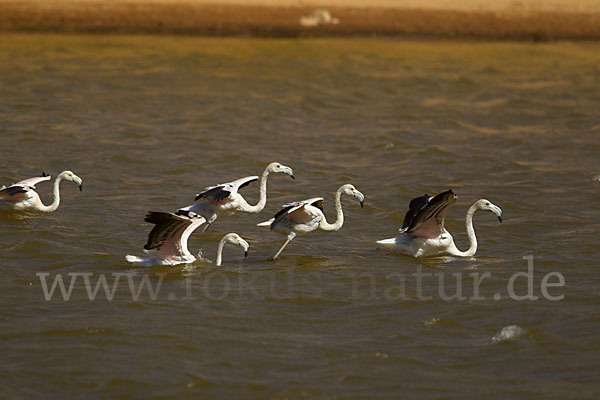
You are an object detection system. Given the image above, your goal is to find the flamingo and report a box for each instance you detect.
[178,162,294,232]
[300,9,340,27]
[257,184,365,259]
[125,211,249,267]
[376,189,503,257]
[0,171,83,212]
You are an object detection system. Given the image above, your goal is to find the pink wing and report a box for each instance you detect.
[272,197,323,228]
[286,200,324,225]
[155,216,205,260]
[0,173,49,203]
[286,206,315,224]
[411,202,453,239]
[143,212,204,261]
[154,227,185,260]
[15,174,51,188]
[0,185,34,203]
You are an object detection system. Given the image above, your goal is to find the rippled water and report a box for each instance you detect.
[1,35,599,398]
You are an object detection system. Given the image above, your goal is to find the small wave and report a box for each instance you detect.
[421,317,467,329]
[492,325,526,343]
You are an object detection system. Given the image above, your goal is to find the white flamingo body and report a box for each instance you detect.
[258,184,365,259]
[300,9,340,27]
[0,171,83,212]
[126,211,249,267]
[179,162,294,231]
[376,228,457,258]
[185,175,259,220]
[376,190,502,257]
[260,196,325,235]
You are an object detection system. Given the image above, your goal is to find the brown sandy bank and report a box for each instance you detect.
[1,0,600,40]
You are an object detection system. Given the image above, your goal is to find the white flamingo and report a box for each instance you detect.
[178,162,294,232]
[376,189,503,257]
[257,184,365,259]
[126,211,249,267]
[0,171,83,212]
[300,9,340,27]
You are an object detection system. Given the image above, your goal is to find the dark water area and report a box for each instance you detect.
[1,35,599,398]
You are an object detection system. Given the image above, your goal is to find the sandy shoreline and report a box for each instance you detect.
[1,1,600,40]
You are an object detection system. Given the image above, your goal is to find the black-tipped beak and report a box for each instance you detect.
[498,216,503,223]
[244,250,248,258]
[194,194,201,201]
[79,184,83,192]
[360,201,364,208]
[290,175,295,180]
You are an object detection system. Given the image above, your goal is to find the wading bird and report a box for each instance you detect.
[299,9,340,27]
[376,189,502,257]
[126,211,249,267]
[258,184,365,259]
[178,162,294,232]
[0,171,83,212]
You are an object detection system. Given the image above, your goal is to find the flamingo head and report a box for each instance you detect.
[60,170,83,191]
[340,184,365,208]
[223,233,250,258]
[268,162,295,180]
[476,199,502,223]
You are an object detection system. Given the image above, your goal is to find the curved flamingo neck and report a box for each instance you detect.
[216,236,228,266]
[319,188,344,232]
[240,167,271,213]
[180,218,205,260]
[450,203,478,257]
[38,175,63,212]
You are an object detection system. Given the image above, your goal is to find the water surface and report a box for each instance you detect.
[1,35,599,399]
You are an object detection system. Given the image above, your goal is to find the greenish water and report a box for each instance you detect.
[1,35,599,399]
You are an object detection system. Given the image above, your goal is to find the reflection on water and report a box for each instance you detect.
[1,35,599,399]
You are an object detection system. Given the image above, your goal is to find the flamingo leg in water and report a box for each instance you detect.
[272,238,294,260]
